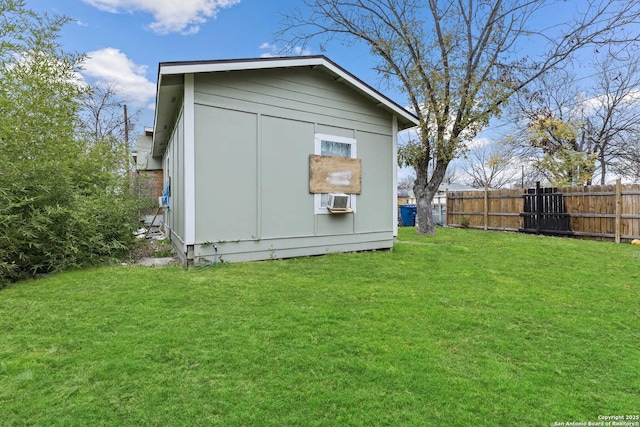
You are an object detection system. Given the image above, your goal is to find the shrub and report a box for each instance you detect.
[0,153,144,286]
[0,2,148,287]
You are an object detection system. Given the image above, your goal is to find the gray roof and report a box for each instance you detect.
[439,183,479,192]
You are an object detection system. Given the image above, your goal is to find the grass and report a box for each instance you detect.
[1,227,639,426]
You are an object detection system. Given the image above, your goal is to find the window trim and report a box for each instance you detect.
[313,133,357,215]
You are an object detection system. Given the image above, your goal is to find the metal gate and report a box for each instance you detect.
[522,182,571,235]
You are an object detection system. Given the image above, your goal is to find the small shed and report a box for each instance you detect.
[151,56,419,265]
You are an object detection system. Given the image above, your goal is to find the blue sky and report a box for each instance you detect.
[27,0,611,132]
[29,0,386,129]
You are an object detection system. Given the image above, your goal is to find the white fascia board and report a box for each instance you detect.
[151,76,162,154]
[159,57,326,76]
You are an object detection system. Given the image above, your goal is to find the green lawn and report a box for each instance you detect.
[1,228,639,426]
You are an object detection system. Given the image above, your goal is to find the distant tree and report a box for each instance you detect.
[0,1,143,286]
[281,0,640,234]
[582,52,640,183]
[462,143,519,189]
[612,133,640,182]
[78,82,144,182]
[508,49,640,185]
[398,166,459,193]
[397,174,416,191]
[525,115,597,186]
[79,82,142,147]
[441,166,458,186]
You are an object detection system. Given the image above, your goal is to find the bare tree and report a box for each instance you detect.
[397,173,416,191]
[281,0,640,234]
[79,82,141,147]
[613,133,640,181]
[441,165,459,185]
[582,53,640,183]
[462,143,520,189]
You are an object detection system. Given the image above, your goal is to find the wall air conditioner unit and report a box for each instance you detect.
[327,193,351,213]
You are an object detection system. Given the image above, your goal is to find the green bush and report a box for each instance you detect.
[0,153,143,286]
[0,1,147,287]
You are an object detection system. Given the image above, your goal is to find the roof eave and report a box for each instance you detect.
[152,56,419,156]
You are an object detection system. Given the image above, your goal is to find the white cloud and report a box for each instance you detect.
[291,46,312,56]
[83,0,240,34]
[467,137,491,150]
[82,48,156,108]
[576,89,640,115]
[259,42,312,58]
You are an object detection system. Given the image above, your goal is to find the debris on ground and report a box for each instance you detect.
[128,213,177,265]
[140,213,164,239]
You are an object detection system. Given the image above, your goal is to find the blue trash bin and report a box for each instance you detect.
[399,204,417,226]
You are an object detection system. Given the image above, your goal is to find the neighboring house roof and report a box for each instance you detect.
[152,55,420,157]
[397,189,411,198]
[438,183,479,192]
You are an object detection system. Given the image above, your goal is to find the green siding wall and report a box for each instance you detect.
[176,67,397,263]
[194,106,258,241]
[260,116,316,239]
[356,131,394,232]
[194,68,391,136]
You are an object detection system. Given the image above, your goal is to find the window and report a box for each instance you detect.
[321,140,352,157]
[314,134,357,214]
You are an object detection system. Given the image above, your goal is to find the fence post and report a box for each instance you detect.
[484,183,489,231]
[535,181,542,235]
[615,178,622,243]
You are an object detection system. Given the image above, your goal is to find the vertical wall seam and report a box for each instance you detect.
[313,122,318,236]
[256,113,262,240]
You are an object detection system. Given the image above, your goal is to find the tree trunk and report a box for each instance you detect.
[414,160,448,235]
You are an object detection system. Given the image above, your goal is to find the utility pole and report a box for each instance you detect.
[124,104,129,147]
[123,104,131,189]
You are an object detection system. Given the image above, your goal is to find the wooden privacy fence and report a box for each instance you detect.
[446,180,640,242]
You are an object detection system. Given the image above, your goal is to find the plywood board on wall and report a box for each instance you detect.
[309,154,362,194]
